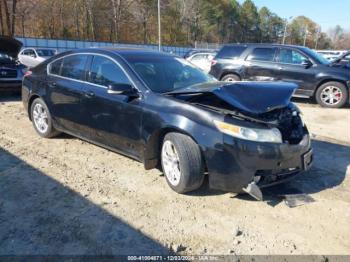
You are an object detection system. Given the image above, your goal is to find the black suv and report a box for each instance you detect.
[210,44,350,108]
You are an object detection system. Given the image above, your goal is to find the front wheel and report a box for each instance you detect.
[161,132,205,194]
[30,98,60,138]
[315,82,348,108]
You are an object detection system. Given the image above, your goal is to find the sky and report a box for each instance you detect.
[241,0,350,32]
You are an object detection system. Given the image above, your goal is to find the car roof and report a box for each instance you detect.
[222,43,307,49]
[68,47,176,58]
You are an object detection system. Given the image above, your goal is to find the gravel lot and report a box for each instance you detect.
[0,94,349,255]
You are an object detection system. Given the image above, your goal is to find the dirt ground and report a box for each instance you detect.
[0,94,349,255]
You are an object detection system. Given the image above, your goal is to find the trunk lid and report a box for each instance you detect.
[0,37,23,59]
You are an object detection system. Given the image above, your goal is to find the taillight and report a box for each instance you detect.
[211,60,217,66]
[24,71,32,77]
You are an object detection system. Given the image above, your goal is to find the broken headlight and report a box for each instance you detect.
[213,120,283,143]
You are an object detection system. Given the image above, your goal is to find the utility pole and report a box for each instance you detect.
[303,26,308,46]
[158,0,161,51]
[315,27,321,49]
[282,16,293,45]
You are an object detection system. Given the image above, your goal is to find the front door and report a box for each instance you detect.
[82,55,143,158]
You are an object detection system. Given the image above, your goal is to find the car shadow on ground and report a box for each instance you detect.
[0,146,170,255]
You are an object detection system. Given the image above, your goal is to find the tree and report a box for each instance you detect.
[0,0,336,49]
[240,0,260,42]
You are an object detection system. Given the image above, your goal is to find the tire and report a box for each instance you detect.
[30,98,60,138]
[161,132,205,194]
[315,81,348,108]
[221,73,240,82]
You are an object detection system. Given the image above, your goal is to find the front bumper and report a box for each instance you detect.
[205,134,312,193]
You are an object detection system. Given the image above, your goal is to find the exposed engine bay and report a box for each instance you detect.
[175,91,306,145]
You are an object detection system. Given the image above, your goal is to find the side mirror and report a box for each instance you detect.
[301,59,313,68]
[107,83,137,96]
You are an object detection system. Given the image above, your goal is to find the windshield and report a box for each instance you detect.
[36,49,56,57]
[302,48,330,65]
[124,55,216,93]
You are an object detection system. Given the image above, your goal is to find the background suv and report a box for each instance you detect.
[0,37,27,92]
[210,44,350,108]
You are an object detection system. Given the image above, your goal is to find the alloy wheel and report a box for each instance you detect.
[33,103,49,134]
[161,140,181,186]
[320,86,343,106]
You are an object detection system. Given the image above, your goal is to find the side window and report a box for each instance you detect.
[49,59,63,75]
[278,49,309,65]
[28,49,36,57]
[89,56,130,87]
[247,48,277,62]
[23,49,34,56]
[191,54,206,61]
[216,46,247,59]
[61,55,88,81]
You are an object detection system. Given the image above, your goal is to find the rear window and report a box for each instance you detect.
[216,46,247,59]
[247,48,277,62]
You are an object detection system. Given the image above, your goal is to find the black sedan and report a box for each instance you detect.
[22,48,312,200]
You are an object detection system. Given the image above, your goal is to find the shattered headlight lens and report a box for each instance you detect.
[213,120,283,143]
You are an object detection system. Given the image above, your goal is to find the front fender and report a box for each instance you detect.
[141,93,222,169]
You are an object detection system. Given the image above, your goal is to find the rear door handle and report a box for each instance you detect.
[84,91,95,98]
[278,66,284,70]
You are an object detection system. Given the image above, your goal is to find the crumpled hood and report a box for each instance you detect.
[167,81,298,114]
[0,37,23,58]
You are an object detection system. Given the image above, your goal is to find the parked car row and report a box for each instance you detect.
[0,37,57,91]
[316,50,349,61]
[209,44,350,108]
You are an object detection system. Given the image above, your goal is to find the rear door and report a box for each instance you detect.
[47,54,91,136]
[276,47,317,94]
[83,55,143,158]
[210,45,247,79]
[243,47,280,81]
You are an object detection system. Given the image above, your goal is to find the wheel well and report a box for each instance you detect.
[143,127,206,171]
[220,72,241,81]
[28,95,40,121]
[315,79,349,97]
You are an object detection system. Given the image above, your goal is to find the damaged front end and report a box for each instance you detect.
[167,82,313,200]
